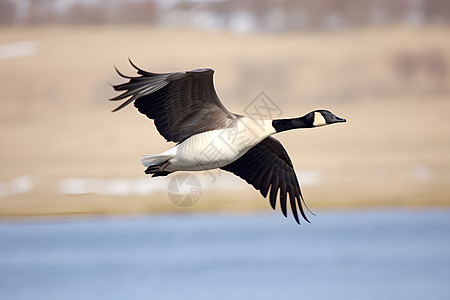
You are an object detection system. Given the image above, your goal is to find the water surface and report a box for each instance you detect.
[0,209,449,300]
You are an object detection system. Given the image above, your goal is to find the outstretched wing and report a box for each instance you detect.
[221,137,310,224]
[110,60,239,143]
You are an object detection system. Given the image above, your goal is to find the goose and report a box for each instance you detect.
[110,60,346,224]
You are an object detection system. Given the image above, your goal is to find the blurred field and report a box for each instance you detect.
[0,25,449,217]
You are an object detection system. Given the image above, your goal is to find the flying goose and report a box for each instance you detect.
[110,60,346,224]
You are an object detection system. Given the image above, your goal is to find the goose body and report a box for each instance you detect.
[143,117,275,172]
[110,60,346,224]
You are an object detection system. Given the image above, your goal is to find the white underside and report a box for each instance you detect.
[142,117,276,172]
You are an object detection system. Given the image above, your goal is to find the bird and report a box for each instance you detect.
[110,60,346,224]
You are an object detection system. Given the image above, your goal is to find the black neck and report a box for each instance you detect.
[272,115,313,133]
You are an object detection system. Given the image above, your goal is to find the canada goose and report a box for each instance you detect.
[110,60,346,224]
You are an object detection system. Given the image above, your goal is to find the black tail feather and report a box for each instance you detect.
[144,161,171,177]
[150,171,172,177]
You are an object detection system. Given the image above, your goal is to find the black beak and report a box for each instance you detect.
[333,116,346,123]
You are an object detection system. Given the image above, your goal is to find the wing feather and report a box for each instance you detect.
[110,60,239,143]
[221,137,310,224]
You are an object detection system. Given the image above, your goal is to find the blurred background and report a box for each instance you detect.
[1,0,449,214]
[0,0,450,299]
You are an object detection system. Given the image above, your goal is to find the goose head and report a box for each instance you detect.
[306,109,346,127]
[272,109,346,133]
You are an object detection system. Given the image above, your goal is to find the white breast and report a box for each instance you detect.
[166,117,275,172]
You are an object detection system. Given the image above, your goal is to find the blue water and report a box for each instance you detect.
[0,209,449,300]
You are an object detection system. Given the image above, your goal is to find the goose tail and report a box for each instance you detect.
[142,154,173,177]
[141,154,172,168]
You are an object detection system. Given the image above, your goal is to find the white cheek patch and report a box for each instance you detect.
[313,112,327,127]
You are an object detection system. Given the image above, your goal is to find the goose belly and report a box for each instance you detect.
[166,120,274,172]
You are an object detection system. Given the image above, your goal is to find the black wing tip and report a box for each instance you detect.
[114,65,133,79]
[267,187,311,225]
[111,99,133,112]
[299,192,315,218]
[292,210,311,225]
[128,58,156,76]
[117,59,211,80]
[128,57,140,71]
[108,59,147,111]
[284,194,313,225]
[111,106,121,113]
[297,195,312,224]
[113,58,155,79]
